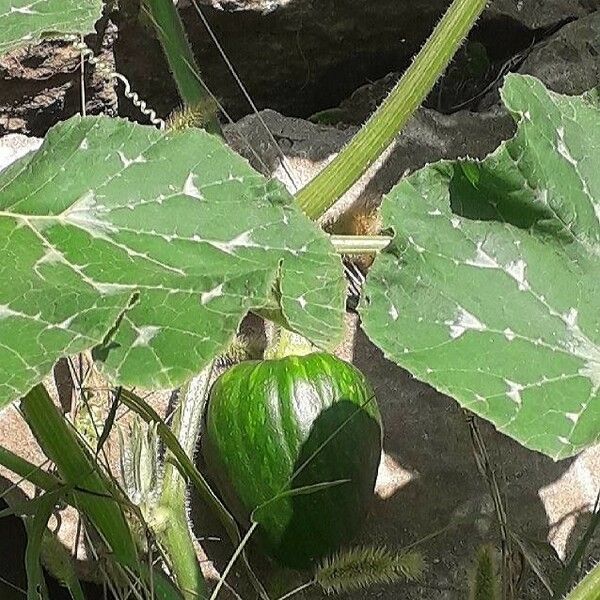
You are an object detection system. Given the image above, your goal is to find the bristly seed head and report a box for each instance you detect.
[166,98,220,132]
[469,545,500,600]
[315,545,424,594]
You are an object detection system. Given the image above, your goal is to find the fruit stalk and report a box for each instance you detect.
[329,234,392,255]
[154,367,215,600]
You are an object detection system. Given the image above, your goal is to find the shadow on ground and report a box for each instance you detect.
[191,328,598,599]
[0,482,110,600]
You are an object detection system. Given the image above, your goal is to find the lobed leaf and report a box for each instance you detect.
[0,0,103,56]
[0,116,345,411]
[361,75,600,459]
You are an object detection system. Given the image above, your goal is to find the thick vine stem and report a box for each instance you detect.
[155,365,216,600]
[295,0,488,219]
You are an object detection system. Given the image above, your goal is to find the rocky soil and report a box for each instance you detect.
[1,2,600,599]
[1,0,599,133]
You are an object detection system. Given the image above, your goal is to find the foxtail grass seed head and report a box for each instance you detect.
[469,545,500,600]
[166,98,220,132]
[315,546,424,595]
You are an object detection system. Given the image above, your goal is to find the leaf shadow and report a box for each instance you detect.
[254,399,381,569]
[188,325,598,599]
[349,326,597,599]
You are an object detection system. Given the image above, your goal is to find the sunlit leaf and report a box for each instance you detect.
[0,0,102,55]
[361,75,600,459]
[0,116,345,410]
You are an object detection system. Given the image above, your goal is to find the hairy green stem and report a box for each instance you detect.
[564,564,600,600]
[20,385,140,568]
[120,389,269,600]
[295,0,487,219]
[154,505,205,600]
[330,234,392,255]
[143,0,221,135]
[156,367,215,600]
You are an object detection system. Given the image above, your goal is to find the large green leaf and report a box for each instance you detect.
[361,75,600,460]
[0,0,102,56]
[0,116,345,410]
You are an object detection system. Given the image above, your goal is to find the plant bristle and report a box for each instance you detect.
[315,545,424,594]
[469,545,499,600]
[166,99,219,132]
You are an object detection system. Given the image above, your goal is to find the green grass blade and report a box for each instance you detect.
[20,384,139,568]
[1,486,86,600]
[0,436,181,600]
[23,491,56,600]
[0,489,66,519]
[0,446,60,491]
[251,479,351,522]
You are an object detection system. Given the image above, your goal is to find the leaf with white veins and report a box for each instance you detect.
[0,0,102,55]
[0,116,345,410]
[360,75,600,459]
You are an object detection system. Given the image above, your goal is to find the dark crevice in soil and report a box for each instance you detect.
[0,497,110,600]
[0,7,592,136]
[426,16,578,114]
[114,9,586,124]
[296,15,581,126]
[0,75,84,137]
[0,73,77,105]
[0,14,117,136]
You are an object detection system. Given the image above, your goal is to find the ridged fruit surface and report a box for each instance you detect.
[202,352,382,568]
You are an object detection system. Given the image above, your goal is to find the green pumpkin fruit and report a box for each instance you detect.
[202,352,382,568]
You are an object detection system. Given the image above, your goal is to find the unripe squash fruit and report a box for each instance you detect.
[202,352,382,568]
